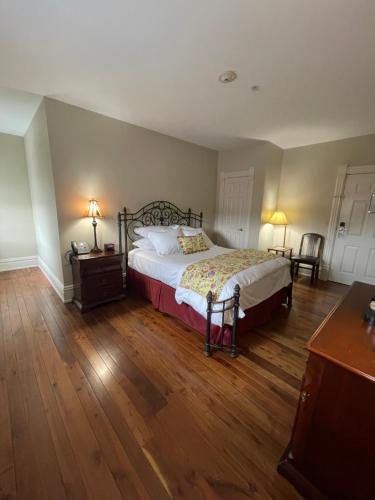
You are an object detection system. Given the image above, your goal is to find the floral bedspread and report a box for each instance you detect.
[179,249,277,300]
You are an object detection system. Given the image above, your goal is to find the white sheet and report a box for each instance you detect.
[128,245,291,326]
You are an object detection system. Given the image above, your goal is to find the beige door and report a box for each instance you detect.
[217,171,253,249]
[330,172,375,285]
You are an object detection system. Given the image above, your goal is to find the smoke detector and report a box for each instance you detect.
[218,70,238,83]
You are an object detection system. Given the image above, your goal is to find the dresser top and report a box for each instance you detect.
[308,281,375,382]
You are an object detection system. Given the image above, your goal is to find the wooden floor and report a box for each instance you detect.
[0,268,347,500]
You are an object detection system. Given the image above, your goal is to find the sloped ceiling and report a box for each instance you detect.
[0,87,41,136]
[1,1,375,149]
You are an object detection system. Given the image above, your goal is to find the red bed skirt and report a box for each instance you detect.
[128,267,287,345]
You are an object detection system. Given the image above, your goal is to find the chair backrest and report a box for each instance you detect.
[299,233,324,258]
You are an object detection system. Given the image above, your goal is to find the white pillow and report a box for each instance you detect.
[181,226,213,247]
[147,228,181,255]
[133,238,155,251]
[134,225,172,238]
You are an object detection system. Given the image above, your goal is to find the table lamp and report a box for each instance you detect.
[269,210,288,247]
[87,199,103,253]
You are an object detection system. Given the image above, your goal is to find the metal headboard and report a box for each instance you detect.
[118,200,203,269]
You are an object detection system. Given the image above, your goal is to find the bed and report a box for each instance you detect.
[118,201,292,356]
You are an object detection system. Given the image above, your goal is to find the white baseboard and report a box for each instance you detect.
[0,255,38,272]
[38,259,73,303]
[38,257,65,302]
[1,255,73,304]
[294,265,329,281]
[320,266,329,281]
[63,284,74,303]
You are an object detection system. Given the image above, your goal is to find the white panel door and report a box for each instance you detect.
[330,172,375,285]
[217,171,252,249]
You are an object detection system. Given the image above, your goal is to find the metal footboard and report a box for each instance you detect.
[204,284,240,358]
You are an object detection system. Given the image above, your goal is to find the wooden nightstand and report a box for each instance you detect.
[71,251,125,312]
[267,246,293,258]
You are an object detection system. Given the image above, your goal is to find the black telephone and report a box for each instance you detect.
[71,241,90,255]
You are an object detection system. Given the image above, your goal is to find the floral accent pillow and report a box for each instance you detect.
[178,233,208,255]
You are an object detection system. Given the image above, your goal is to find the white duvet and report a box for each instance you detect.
[128,245,291,326]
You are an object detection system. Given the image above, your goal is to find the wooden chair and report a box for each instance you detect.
[291,233,324,285]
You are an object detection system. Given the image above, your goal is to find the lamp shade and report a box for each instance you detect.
[87,199,102,218]
[269,210,288,225]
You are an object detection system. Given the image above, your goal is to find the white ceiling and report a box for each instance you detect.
[1,0,375,149]
[0,87,41,136]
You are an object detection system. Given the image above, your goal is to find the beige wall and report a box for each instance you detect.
[217,140,283,249]
[0,132,37,260]
[278,134,375,254]
[44,98,218,285]
[24,101,64,283]
[22,97,375,291]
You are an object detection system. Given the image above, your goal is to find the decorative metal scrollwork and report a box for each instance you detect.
[118,201,203,270]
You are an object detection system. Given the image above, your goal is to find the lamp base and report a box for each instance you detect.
[90,245,103,254]
[91,218,102,253]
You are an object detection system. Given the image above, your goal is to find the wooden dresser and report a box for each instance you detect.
[279,281,375,499]
[71,251,125,312]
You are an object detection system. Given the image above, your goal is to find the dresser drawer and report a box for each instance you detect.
[81,271,123,301]
[80,256,122,276]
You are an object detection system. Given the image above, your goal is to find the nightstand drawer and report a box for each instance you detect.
[80,256,122,276]
[84,271,122,287]
[82,271,123,301]
[71,251,124,311]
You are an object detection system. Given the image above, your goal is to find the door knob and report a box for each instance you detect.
[338,221,346,237]
[237,228,243,232]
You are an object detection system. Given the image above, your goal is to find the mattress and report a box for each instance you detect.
[128,245,291,326]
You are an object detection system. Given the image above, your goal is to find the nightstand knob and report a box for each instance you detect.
[301,390,310,402]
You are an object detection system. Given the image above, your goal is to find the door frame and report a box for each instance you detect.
[215,168,254,247]
[324,164,375,280]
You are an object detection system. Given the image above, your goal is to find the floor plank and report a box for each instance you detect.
[0,268,347,499]
[0,281,17,500]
